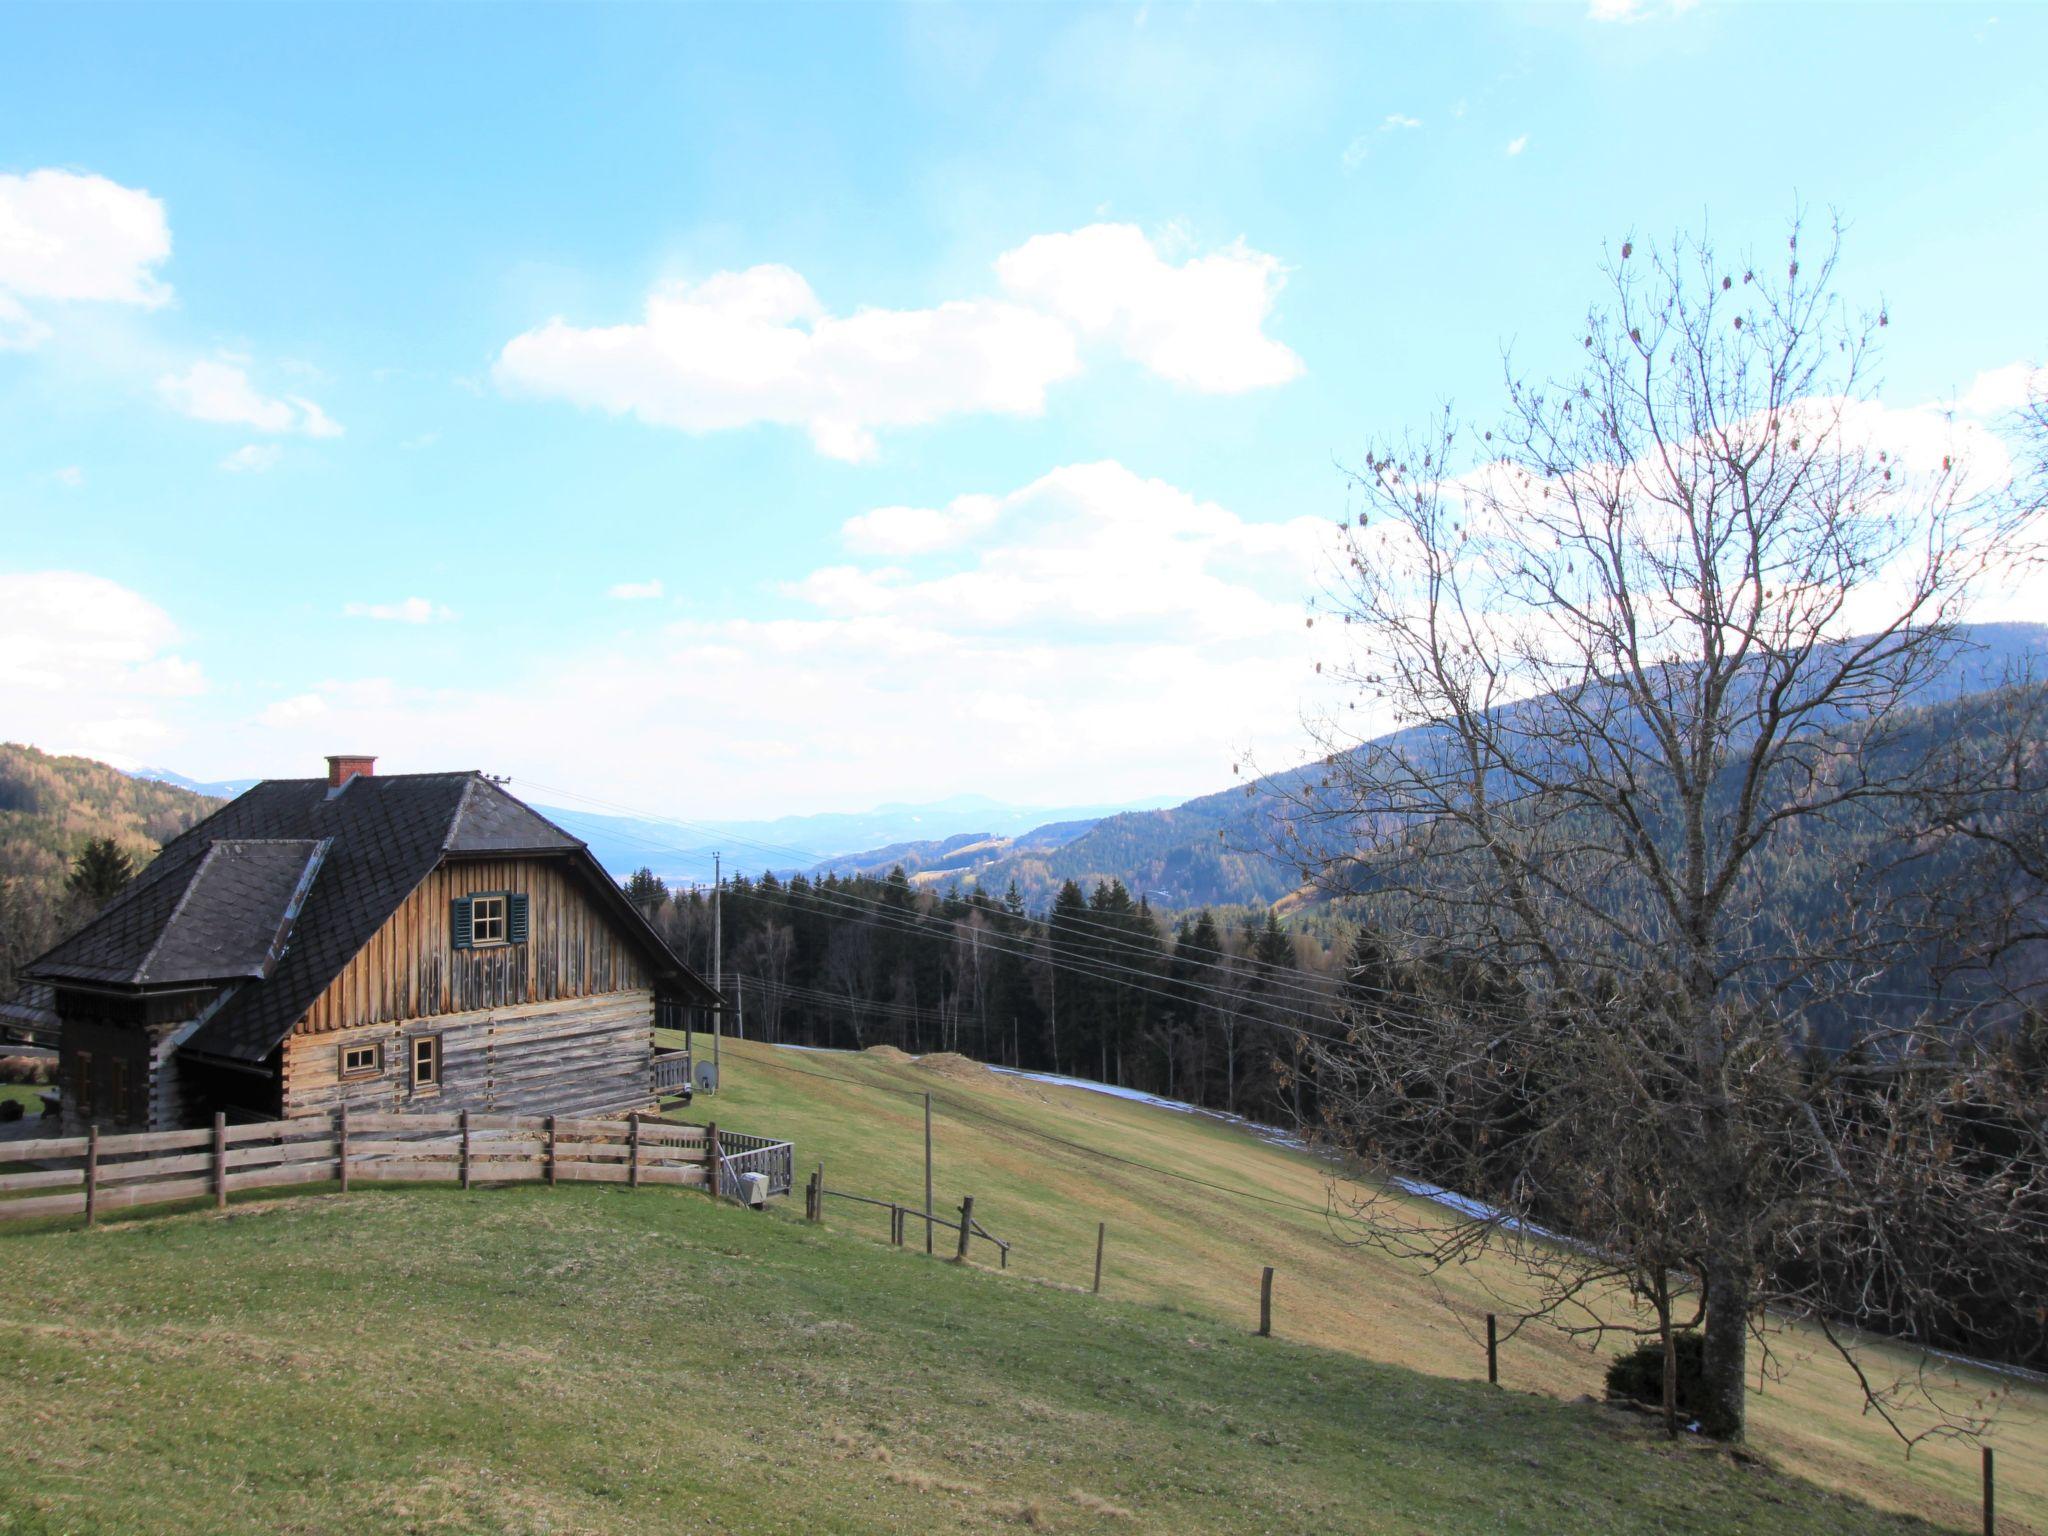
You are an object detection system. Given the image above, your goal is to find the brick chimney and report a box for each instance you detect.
[325,754,376,789]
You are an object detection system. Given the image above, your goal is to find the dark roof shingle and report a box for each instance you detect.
[24,772,713,1061]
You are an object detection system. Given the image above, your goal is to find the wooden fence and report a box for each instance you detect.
[804,1168,1011,1267]
[0,1109,793,1226]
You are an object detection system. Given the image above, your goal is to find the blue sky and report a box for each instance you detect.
[2,2,2043,819]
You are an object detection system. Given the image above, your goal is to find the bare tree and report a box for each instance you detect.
[735,922,795,1043]
[1288,219,2044,1443]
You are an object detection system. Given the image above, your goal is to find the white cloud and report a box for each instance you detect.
[496,264,1080,463]
[258,692,329,728]
[220,444,282,474]
[1950,362,2044,418]
[157,359,344,437]
[496,224,1301,460]
[53,466,84,488]
[0,570,203,765]
[995,224,1303,394]
[608,579,665,601]
[0,170,171,345]
[1346,116,1423,172]
[166,463,1336,814]
[794,461,1325,644]
[843,495,1002,556]
[1506,134,1529,156]
[343,597,453,624]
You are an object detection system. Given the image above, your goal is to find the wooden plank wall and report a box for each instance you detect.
[295,857,653,1036]
[281,990,656,1119]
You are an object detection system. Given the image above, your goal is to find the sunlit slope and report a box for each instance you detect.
[0,1173,1977,1534]
[689,1036,2046,1534]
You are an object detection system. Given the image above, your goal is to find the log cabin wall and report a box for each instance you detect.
[280,854,658,1119]
[295,856,653,1035]
[280,991,655,1117]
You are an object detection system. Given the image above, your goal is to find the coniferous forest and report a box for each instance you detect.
[643,866,1336,1128]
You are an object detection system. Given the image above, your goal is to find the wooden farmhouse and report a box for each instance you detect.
[22,756,718,1134]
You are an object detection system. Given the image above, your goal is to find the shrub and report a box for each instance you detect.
[0,1098,23,1122]
[1604,1331,1706,1416]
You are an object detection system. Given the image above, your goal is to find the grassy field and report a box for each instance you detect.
[681,1037,2044,1533]
[0,1036,2036,1534]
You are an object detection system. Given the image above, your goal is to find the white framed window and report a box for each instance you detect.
[339,1042,381,1079]
[411,1033,442,1090]
[470,893,507,945]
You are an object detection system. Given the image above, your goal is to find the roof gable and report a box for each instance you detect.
[29,838,330,988]
[25,771,714,1060]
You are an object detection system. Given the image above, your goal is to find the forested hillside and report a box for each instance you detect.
[0,742,220,1001]
[831,621,2048,909]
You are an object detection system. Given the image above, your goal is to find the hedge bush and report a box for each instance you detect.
[1604,1331,1706,1417]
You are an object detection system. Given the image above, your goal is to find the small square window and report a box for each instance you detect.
[471,893,506,945]
[340,1042,381,1079]
[411,1034,442,1090]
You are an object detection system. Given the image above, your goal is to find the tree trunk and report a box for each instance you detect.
[1698,1256,1749,1441]
[1654,1269,1678,1441]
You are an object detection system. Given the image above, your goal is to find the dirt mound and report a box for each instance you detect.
[911,1052,992,1082]
[863,1045,914,1064]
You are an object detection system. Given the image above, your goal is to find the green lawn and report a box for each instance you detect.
[0,1037,2035,1535]
[0,1083,47,1114]
[0,1182,1955,1536]
[675,1038,2044,1533]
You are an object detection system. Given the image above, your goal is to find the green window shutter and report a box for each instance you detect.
[450,896,473,950]
[508,892,530,945]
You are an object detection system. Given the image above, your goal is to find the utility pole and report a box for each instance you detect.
[924,1091,935,1255]
[712,852,722,1094]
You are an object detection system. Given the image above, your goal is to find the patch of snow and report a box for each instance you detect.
[991,1066,1310,1151]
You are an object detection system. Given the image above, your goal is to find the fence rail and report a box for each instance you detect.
[806,1173,1010,1267]
[652,1050,694,1093]
[0,1107,795,1226]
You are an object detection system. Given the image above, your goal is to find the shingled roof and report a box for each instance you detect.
[24,772,717,1061]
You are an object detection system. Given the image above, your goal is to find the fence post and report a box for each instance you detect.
[84,1124,100,1228]
[1093,1222,1106,1294]
[813,1162,823,1221]
[628,1112,641,1190]
[213,1111,228,1210]
[890,1203,902,1245]
[1487,1314,1500,1386]
[546,1114,558,1186]
[337,1104,350,1193]
[460,1109,473,1190]
[956,1196,974,1262]
[1258,1266,1274,1337]
[1984,1445,1995,1536]
[708,1122,720,1200]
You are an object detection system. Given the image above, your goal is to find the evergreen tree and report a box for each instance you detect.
[67,837,135,905]
[623,866,668,913]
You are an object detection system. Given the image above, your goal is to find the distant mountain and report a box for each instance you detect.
[809,621,2048,911]
[806,819,1102,885]
[534,795,1177,885]
[132,767,263,799]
